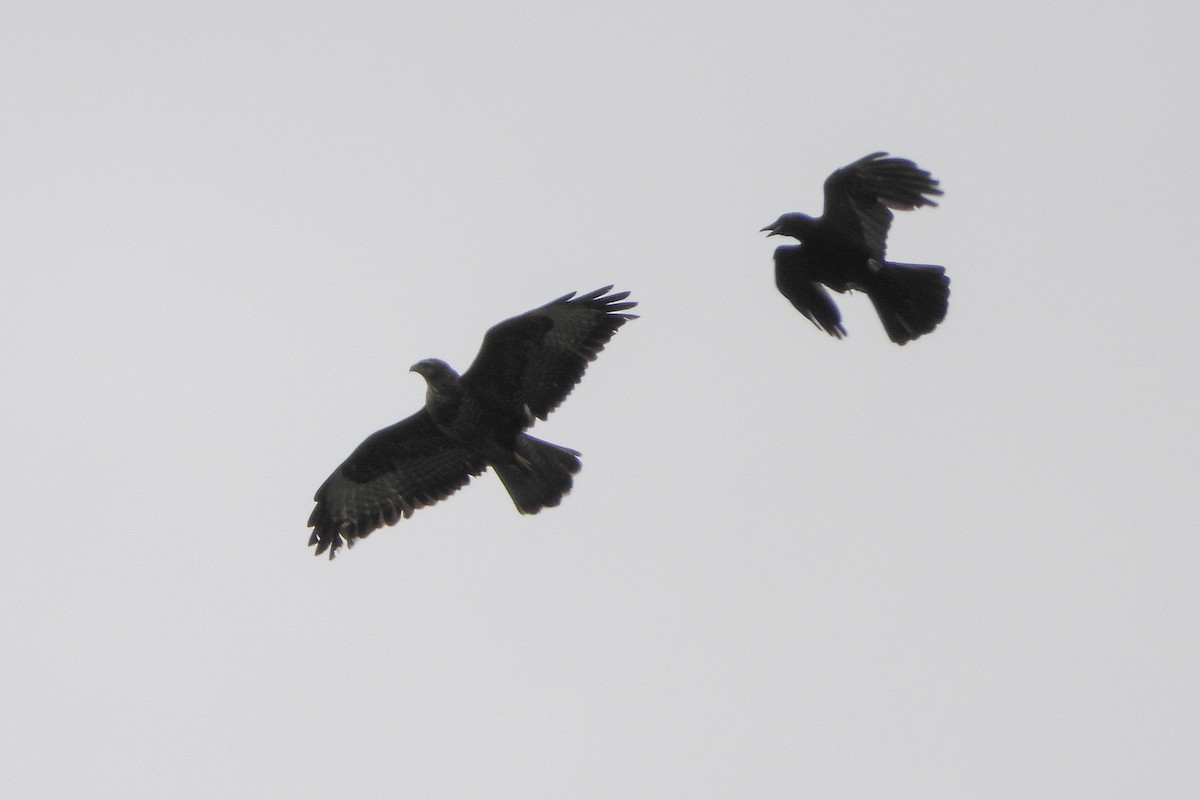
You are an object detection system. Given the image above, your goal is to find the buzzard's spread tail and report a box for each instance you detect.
[865,261,950,345]
[493,434,582,514]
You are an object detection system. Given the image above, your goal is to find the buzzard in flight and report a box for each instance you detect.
[308,286,637,558]
[761,152,949,344]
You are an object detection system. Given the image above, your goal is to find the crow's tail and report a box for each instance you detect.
[493,434,582,514]
[865,261,950,344]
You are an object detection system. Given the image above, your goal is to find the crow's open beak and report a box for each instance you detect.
[760,224,777,235]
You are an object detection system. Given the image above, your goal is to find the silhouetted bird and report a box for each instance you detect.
[761,152,949,344]
[308,287,637,559]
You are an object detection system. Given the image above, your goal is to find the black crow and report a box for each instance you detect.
[762,152,949,344]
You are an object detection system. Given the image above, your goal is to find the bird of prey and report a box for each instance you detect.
[761,152,949,344]
[307,286,637,559]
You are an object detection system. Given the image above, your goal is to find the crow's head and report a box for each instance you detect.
[761,212,816,239]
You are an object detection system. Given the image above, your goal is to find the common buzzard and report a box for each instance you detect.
[308,286,637,558]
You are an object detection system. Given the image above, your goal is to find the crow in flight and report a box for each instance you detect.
[761,152,949,344]
[308,287,637,558]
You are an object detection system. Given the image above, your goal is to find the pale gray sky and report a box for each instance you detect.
[3,1,1198,797]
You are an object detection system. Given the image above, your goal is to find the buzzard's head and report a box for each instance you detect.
[410,358,459,388]
[761,213,816,239]
[411,359,463,418]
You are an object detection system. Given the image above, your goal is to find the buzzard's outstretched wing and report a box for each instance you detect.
[774,247,846,339]
[822,152,942,260]
[461,286,637,421]
[308,410,488,558]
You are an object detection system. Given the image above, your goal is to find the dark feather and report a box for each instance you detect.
[774,246,846,339]
[308,410,487,558]
[462,286,638,421]
[822,152,942,261]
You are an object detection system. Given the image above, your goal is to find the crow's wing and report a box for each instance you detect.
[308,410,487,558]
[822,152,942,260]
[774,246,846,339]
[461,286,637,421]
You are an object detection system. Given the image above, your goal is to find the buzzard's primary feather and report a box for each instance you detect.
[308,287,637,559]
[762,152,950,344]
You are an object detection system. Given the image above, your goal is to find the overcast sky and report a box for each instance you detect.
[3,1,1198,797]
